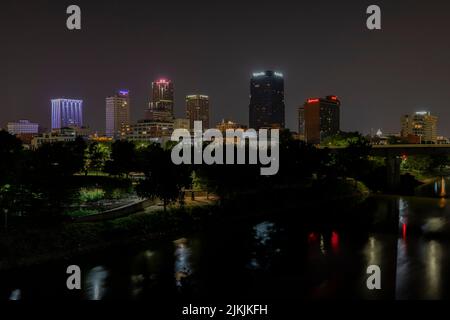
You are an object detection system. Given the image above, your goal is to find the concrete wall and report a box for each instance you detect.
[74,198,156,223]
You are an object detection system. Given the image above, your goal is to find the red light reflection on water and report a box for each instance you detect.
[308,232,318,243]
[331,231,340,253]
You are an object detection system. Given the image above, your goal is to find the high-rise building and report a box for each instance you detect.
[249,70,285,130]
[303,95,340,144]
[106,90,131,139]
[298,106,305,140]
[7,120,39,135]
[146,79,174,122]
[401,111,438,143]
[186,95,210,129]
[51,98,83,129]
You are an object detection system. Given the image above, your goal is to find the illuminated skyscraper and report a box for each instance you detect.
[303,95,340,144]
[249,71,285,130]
[146,79,174,122]
[106,90,131,138]
[186,95,210,129]
[51,98,83,129]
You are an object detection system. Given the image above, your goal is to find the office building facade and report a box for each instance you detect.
[106,90,131,139]
[303,95,340,144]
[249,70,285,130]
[186,95,210,129]
[51,98,83,129]
[401,111,438,143]
[7,120,39,135]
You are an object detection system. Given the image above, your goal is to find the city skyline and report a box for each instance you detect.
[4,1,450,135]
[5,0,450,306]
[4,70,447,138]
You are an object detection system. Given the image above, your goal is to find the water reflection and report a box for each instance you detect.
[174,238,193,288]
[420,176,448,198]
[423,240,443,299]
[253,221,275,245]
[248,221,282,271]
[331,231,340,254]
[422,217,446,233]
[440,177,446,197]
[9,289,21,300]
[85,266,108,300]
[130,249,160,298]
[364,236,383,266]
[438,197,447,209]
[2,195,450,300]
[399,198,408,240]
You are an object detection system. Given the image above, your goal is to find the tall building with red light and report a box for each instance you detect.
[146,79,174,122]
[302,95,340,144]
[249,71,285,130]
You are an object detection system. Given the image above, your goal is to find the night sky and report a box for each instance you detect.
[3,0,450,135]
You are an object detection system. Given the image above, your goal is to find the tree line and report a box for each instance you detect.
[2,129,424,225]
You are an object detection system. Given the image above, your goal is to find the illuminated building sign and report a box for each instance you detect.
[252,72,265,77]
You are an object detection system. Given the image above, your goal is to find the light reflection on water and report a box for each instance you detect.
[420,176,449,199]
[253,221,275,246]
[423,240,443,299]
[130,249,158,298]
[84,266,108,300]
[364,236,382,266]
[2,196,450,300]
[248,221,282,271]
[9,289,21,300]
[174,238,193,288]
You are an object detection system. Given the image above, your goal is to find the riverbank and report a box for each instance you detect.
[0,198,217,271]
[0,180,369,272]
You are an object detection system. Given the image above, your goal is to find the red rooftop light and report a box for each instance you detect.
[307,98,320,103]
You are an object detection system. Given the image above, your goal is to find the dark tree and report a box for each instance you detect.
[136,143,192,211]
[334,134,372,182]
[0,130,23,185]
[105,140,137,177]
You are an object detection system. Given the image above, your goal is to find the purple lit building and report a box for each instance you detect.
[51,98,83,129]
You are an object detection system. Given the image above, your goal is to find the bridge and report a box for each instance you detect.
[322,144,450,191]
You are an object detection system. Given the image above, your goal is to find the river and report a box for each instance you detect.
[2,179,450,300]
